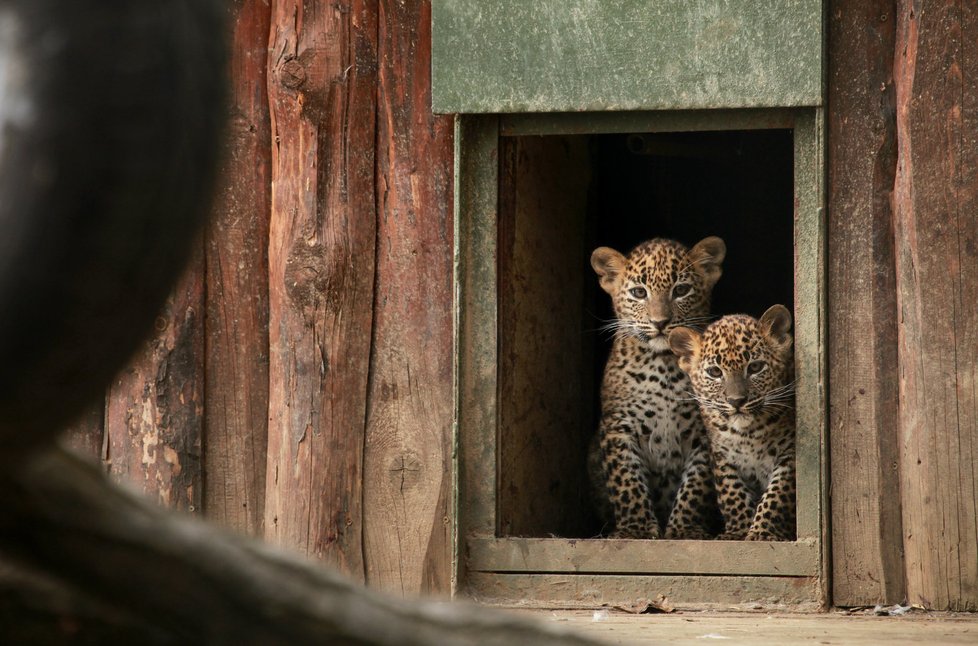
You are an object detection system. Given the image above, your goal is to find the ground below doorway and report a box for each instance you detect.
[514,609,978,645]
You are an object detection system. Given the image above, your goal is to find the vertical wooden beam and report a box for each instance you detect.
[264,0,378,580]
[363,0,455,596]
[894,0,978,611]
[105,260,205,513]
[454,115,501,585]
[827,0,905,606]
[203,0,272,536]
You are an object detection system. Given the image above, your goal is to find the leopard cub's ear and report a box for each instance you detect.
[668,327,702,374]
[686,236,726,289]
[760,304,792,348]
[590,247,626,295]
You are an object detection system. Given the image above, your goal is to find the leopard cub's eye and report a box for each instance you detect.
[629,286,648,299]
[672,283,691,298]
[747,360,767,375]
[705,366,722,379]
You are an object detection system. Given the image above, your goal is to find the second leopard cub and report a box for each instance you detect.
[588,236,725,539]
[669,305,797,541]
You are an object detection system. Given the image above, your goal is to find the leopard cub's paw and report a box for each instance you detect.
[745,528,780,542]
[665,525,711,540]
[715,530,748,541]
[610,525,661,540]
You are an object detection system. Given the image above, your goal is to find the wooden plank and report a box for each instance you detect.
[468,538,819,577]
[432,0,823,113]
[792,111,827,549]
[894,0,978,612]
[105,260,205,513]
[792,109,829,608]
[264,0,377,580]
[203,0,271,536]
[500,109,797,137]
[465,573,820,609]
[497,136,594,538]
[826,0,905,607]
[361,0,455,596]
[455,115,501,554]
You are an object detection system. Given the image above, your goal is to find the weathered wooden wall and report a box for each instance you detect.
[829,0,978,610]
[67,0,454,598]
[67,0,977,609]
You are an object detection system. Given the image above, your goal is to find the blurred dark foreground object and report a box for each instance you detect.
[0,2,595,643]
[0,0,224,453]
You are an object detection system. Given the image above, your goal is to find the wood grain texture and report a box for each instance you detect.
[105,259,205,513]
[455,115,502,550]
[497,136,594,538]
[467,537,818,576]
[362,0,455,596]
[826,0,905,606]
[894,0,978,611]
[203,0,271,536]
[264,0,378,579]
[465,573,820,609]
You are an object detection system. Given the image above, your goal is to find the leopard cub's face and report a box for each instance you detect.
[591,237,725,351]
[669,306,794,431]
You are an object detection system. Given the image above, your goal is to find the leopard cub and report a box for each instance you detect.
[669,305,796,541]
[587,236,725,539]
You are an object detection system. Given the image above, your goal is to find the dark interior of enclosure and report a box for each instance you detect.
[496,129,794,538]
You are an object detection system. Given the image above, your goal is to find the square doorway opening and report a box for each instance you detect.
[496,128,795,539]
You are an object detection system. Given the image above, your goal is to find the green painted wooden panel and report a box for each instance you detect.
[432,0,823,113]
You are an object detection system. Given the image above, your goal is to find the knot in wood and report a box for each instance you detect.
[284,241,341,326]
[389,453,423,493]
[279,59,306,90]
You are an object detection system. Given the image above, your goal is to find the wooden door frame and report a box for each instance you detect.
[453,108,827,608]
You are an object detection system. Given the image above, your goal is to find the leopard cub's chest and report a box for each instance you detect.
[604,341,701,459]
[710,417,791,489]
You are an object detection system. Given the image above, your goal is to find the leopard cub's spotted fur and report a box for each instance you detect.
[587,237,725,539]
[669,305,796,541]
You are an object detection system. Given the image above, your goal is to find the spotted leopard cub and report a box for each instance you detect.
[588,236,725,539]
[669,305,796,541]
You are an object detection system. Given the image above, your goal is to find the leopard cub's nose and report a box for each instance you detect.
[650,317,670,331]
[726,396,747,409]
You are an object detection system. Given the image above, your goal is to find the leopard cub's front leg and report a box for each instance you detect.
[663,438,718,539]
[600,424,661,539]
[745,453,796,541]
[711,449,754,540]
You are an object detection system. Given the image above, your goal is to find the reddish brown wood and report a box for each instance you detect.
[203,0,272,536]
[264,0,378,580]
[362,0,455,595]
[894,0,978,611]
[826,0,906,607]
[105,258,205,513]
